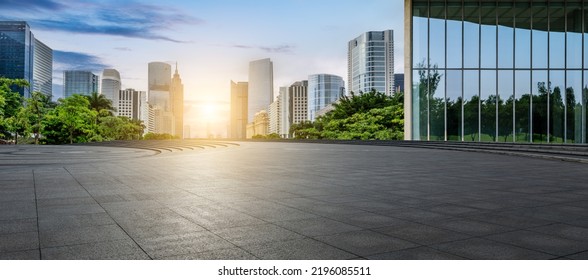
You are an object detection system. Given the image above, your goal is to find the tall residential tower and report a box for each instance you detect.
[307,74,345,121]
[248,58,273,122]
[348,30,394,95]
[0,21,53,97]
[101,69,121,112]
[63,70,98,97]
[230,81,248,139]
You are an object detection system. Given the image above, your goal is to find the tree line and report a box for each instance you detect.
[0,78,145,144]
[290,89,404,140]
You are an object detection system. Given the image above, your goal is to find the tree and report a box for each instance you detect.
[86,92,115,115]
[25,91,53,144]
[42,94,96,144]
[290,89,404,140]
[0,78,27,141]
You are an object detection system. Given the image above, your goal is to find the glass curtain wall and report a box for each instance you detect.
[411,0,587,143]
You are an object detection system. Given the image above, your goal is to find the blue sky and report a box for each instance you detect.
[0,0,401,137]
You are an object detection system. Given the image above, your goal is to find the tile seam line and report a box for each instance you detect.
[31,169,42,260]
[62,167,153,260]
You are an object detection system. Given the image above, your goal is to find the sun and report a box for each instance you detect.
[200,102,217,121]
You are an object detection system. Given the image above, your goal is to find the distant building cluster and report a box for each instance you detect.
[0,21,185,139]
[0,21,53,98]
[230,29,396,139]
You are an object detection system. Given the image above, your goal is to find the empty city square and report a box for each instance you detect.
[1,141,587,260]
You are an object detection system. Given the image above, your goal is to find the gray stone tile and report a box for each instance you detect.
[213,223,304,246]
[464,212,554,229]
[367,246,466,260]
[0,231,39,253]
[274,217,362,237]
[42,239,149,260]
[158,248,258,260]
[432,218,516,236]
[485,230,588,256]
[315,230,419,257]
[433,238,555,259]
[121,219,206,239]
[382,208,455,225]
[567,251,588,260]
[373,221,471,245]
[37,203,105,217]
[0,218,37,235]
[0,201,37,220]
[529,223,588,242]
[243,238,357,260]
[40,224,129,248]
[173,205,266,230]
[38,212,115,231]
[136,231,236,259]
[0,250,40,260]
[328,212,406,229]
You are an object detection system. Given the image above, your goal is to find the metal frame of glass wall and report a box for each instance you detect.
[410,0,587,143]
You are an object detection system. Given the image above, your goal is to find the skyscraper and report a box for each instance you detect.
[170,63,184,139]
[248,58,273,122]
[118,88,146,121]
[148,62,171,111]
[148,62,173,135]
[32,39,53,97]
[63,70,98,97]
[101,69,121,112]
[278,86,290,138]
[0,21,52,97]
[230,81,248,139]
[289,80,308,128]
[307,74,345,121]
[348,30,394,95]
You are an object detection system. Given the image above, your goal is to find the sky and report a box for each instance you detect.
[0,0,403,138]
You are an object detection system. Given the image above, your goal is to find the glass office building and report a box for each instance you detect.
[405,0,588,143]
[307,74,345,121]
[63,70,98,97]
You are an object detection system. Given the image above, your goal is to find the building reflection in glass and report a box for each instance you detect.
[409,0,587,143]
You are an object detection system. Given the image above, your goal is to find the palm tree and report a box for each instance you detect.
[86,92,115,115]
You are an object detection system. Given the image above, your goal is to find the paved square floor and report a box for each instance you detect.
[1,142,587,259]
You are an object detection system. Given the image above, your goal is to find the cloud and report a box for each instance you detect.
[0,0,63,10]
[53,50,110,71]
[231,44,295,54]
[0,0,202,43]
[114,47,132,52]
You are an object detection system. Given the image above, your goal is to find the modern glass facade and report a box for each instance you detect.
[407,0,588,143]
[63,70,98,97]
[348,30,395,95]
[0,21,33,97]
[33,39,53,97]
[307,74,345,121]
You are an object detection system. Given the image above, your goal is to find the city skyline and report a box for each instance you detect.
[0,0,401,137]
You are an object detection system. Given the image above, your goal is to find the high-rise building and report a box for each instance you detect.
[268,98,280,135]
[307,74,345,121]
[32,39,52,97]
[63,70,98,97]
[148,62,173,135]
[170,63,184,139]
[230,81,248,139]
[118,88,146,121]
[394,73,404,93]
[348,30,394,95]
[101,69,121,112]
[405,0,587,144]
[289,81,308,127]
[248,58,273,122]
[0,21,52,98]
[278,86,290,138]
